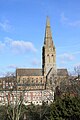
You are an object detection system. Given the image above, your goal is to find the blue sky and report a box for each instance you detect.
[0,0,80,76]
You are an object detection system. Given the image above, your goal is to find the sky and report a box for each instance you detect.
[0,0,80,76]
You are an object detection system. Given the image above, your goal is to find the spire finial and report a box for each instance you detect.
[46,16,50,27]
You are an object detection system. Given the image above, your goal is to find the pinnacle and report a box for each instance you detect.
[46,16,50,27]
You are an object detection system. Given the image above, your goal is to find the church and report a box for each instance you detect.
[0,17,68,105]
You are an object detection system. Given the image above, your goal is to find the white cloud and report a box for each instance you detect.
[60,60,67,64]
[12,40,37,52]
[7,64,17,69]
[60,13,68,23]
[0,41,5,52]
[0,37,37,54]
[0,20,13,32]
[71,51,80,55]
[57,53,75,66]
[68,20,80,27]
[57,44,80,49]
[74,63,80,67]
[58,53,74,62]
[31,59,41,66]
[60,13,80,27]
[0,72,5,77]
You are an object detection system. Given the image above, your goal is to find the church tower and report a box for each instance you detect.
[42,17,56,76]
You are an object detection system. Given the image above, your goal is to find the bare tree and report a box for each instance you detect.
[1,72,26,120]
[74,65,80,80]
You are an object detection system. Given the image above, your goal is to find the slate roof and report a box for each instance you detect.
[0,76,16,81]
[16,68,68,77]
[16,69,42,76]
[57,69,68,76]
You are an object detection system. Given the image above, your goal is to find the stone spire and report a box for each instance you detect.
[44,16,53,47]
[42,17,56,76]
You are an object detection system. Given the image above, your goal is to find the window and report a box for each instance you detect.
[36,78,38,83]
[18,77,21,82]
[41,79,42,83]
[27,78,30,83]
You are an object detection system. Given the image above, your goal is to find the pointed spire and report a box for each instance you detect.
[46,16,50,27]
[44,16,53,46]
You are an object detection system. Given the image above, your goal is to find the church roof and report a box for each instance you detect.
[57,69,68,76]
[16,68,68,77]
[16,68,43,76]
